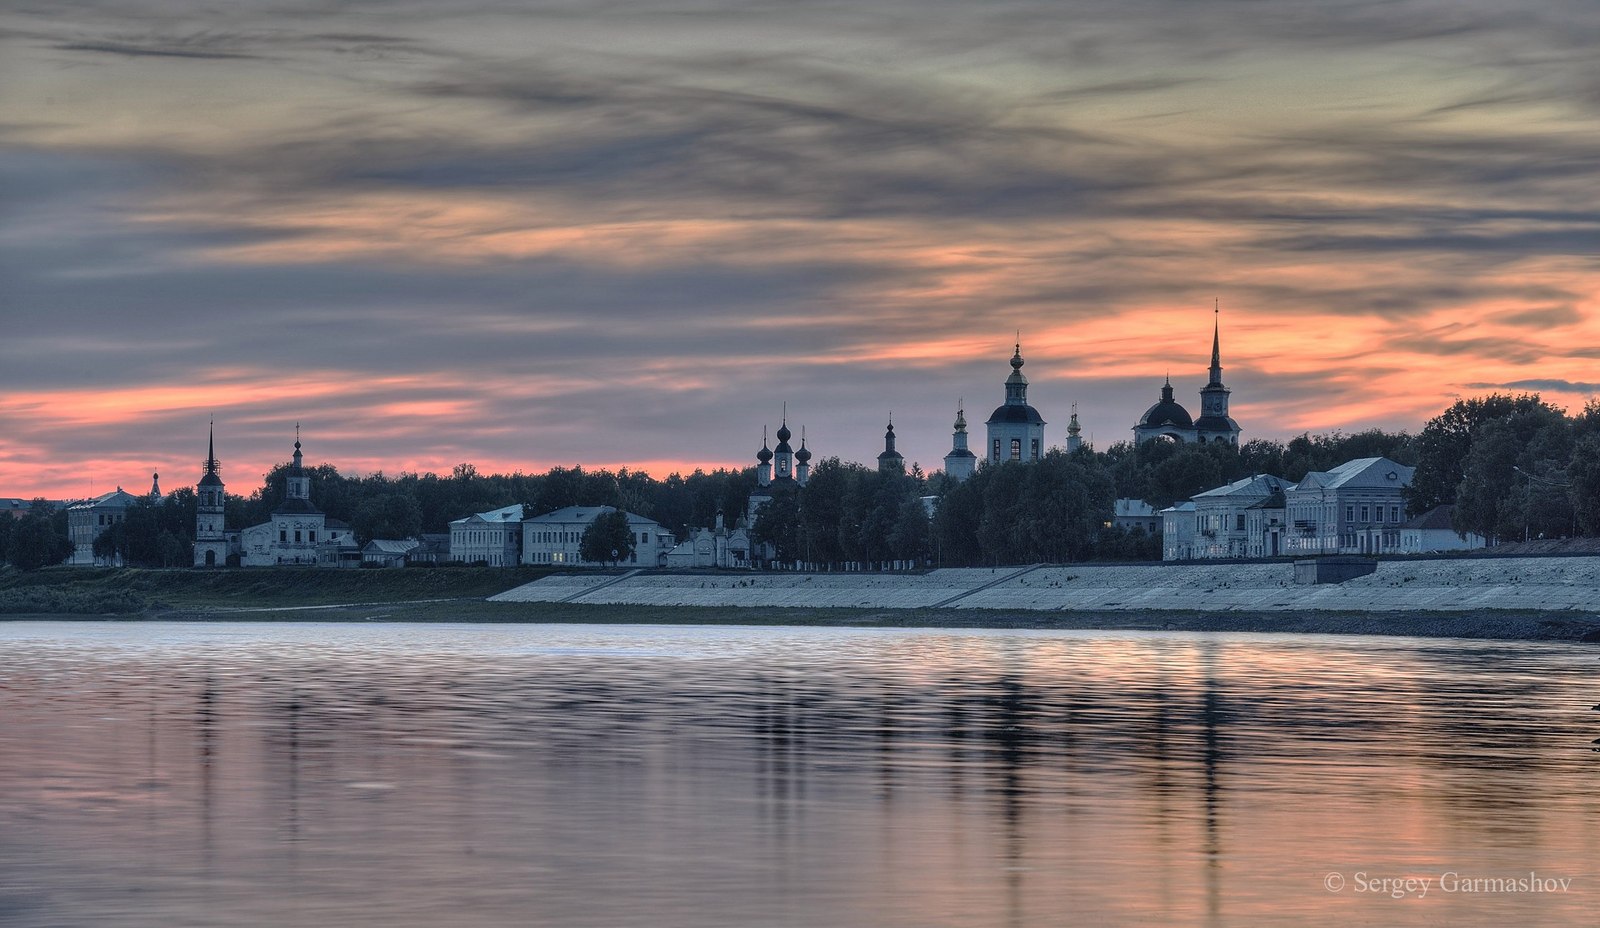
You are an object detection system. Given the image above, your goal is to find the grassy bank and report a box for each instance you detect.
[0,565,555,614]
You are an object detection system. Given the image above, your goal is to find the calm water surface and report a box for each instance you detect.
[1,621,1596,927]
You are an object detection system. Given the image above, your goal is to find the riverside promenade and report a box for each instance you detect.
[491,557,1600,614]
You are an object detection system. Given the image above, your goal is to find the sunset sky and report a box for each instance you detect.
[3,1,1598,499]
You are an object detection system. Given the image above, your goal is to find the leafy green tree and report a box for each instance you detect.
[579,509,635,565]
[1408,394,1558,512]
[8,502,73,571]
[751,489,801,564]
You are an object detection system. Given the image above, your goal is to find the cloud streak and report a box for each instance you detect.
[3,1,1600,494]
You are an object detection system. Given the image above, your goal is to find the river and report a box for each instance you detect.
[0,622,1594,927]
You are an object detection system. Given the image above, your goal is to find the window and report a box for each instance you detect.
[1031,438,1040,459]
[1236,514,1245,531]
[993,439,1002,460]
[1391,506,1400,523]
[1010,438,1022,460]
[309,531,316,543]
[294,530,302,544]
[1360,505,1369,522]
[1345,505,1354,523]
[280,529,287,543]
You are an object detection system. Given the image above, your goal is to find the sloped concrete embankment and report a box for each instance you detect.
[490,559,1600,613]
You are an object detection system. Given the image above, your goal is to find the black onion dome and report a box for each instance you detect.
[1139,381,1194,429]
[986,403,1046,425]
[757,444,773,463]
[775,422,791,444]
[795,443,811,463]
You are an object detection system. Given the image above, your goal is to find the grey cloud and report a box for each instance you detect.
[1462,379,1600,393]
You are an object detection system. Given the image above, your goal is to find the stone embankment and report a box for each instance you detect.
[491,558,1600,614]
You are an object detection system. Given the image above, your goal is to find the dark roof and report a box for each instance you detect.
[945,448,977,460]
[197,472,224,488]
[1400,504,1452,530]
[272,497,322,515]
[1194,414,1239,432]
[1138,399,1193,429]
[986,403,1045,426]
[1247,488,1287,510]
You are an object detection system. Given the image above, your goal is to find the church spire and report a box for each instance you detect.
[1209,300,1223,386]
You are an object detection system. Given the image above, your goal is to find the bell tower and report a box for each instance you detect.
[194,420,229,567]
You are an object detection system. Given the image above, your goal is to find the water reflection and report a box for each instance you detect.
[0,623,1595,927]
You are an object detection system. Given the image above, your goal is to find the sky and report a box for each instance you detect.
[3,0,1598,499]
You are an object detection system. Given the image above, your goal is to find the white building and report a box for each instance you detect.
[522,505,673,567]
[66,486,145,566]
[943,403,977,481]
[194,422,230,568]
[363,538,421,567]
[1286,457,1416,556]
[1191,475,1292,559]
[449,503,525,566]
[1399,504,1487,554]
[240,433,356,566]
[1160,502,1196,561]
[665,512,752,569]
[1113,498,1161,535]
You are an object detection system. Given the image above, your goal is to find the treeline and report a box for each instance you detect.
[6,391,1598,571]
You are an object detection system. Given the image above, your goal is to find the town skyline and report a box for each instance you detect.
[4,1,1598,498]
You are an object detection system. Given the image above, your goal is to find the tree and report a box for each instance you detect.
[751,489,801,564]
[8,502,72,571]
[579,509,635,565]
[1408,394,1559,512]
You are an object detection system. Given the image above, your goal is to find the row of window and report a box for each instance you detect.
[992,438,1042,461]
[1346,504,1403,524]
[279,529,316,544]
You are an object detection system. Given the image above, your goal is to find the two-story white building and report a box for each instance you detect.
[1285,457,1416,556]
[1160,502,1196,561]
[1190,474,1293,559]
[449,503,525,566]
[522,505,673,567]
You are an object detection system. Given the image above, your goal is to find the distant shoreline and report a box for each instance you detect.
[9,599,1600,643]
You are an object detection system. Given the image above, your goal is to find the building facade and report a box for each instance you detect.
[66,487,144,566]
[1399,504,1487,554]
[664,511,752,569]
[240,433,356,566]
[449,503,525,566]
[985,342,1046,465]
[1285,457,1415,555]
[522,505,673,567]
[1160,502,1196,561]
[1191,474,1292,559]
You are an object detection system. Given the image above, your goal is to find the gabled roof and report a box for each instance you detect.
[450,503,525,526]
[1114,498,1157,518]
[69,488,142,510]
[525,505,662,528]
[1247,488,1287,510]
[1160,501,1196,514]
[1193,474,1291,500]
[364,538,420,555]
[1297,457,1414,492]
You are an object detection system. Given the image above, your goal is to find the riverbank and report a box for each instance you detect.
[6,561,1600,642]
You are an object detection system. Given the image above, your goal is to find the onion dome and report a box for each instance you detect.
[987,341,1046,426]
[795,429,812,463]
[1138,377,1194,429]
[757,426,773,463]
[774,419,793,454]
